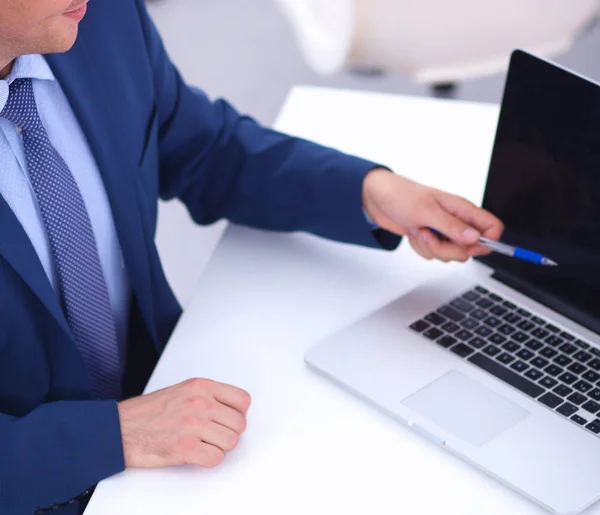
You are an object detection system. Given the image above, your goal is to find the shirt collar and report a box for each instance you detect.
[0,55,55,112]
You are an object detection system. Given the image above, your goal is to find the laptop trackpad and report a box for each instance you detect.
[402,370,529,447]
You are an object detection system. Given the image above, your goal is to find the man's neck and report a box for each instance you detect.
[0,60,14,80]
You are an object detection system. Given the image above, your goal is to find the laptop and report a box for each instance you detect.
[305,50,600,515]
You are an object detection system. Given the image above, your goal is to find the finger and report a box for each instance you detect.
[421,229,470,262]
[213,383,252,416]
[435,192,504,241]
[212,404,247,434]
[408,232,434,260]
[201,421,240,453]
[176,436,225,468]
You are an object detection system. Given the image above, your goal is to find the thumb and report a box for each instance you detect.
[429,208,480,245]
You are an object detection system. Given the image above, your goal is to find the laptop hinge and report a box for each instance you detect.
[491,269,600,336]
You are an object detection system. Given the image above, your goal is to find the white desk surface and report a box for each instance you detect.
[86,87,590,515]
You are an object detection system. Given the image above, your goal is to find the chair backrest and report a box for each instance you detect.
[275,0,600,83]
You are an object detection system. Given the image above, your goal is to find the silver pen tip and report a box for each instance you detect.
[542,258,558,267]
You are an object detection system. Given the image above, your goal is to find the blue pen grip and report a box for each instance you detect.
[514,248,543,265]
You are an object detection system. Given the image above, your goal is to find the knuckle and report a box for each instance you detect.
[223,433,239,451]
[237,390,252,410]
[203,447,225,468]
[186,377,212,390]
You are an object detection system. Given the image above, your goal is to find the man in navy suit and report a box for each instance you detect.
[0,0,502,513]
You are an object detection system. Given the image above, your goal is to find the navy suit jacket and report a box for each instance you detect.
[0,0,398,513]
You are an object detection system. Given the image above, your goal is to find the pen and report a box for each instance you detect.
[429,229,558,266]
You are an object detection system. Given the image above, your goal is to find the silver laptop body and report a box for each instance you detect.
[305,51,600,514]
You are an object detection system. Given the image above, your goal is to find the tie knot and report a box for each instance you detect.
[0,78,44,133]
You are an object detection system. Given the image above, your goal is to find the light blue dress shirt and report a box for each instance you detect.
[0,55,130,350]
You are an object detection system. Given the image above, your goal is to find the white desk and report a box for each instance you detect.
[85,87,590,515]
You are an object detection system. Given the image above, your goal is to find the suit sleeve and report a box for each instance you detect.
[134,0,400,250]
[0,401,124,513]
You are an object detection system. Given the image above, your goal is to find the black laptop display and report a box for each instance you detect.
[479,50,600,334]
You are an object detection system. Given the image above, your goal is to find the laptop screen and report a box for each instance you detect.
[478,50,600,333]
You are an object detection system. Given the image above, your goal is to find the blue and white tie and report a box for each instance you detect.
[0,78,121,399]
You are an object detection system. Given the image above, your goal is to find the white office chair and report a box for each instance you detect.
[274,0,600,88]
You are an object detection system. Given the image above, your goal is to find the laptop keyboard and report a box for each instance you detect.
[409,285,600,437]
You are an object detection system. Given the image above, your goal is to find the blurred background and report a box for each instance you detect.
[149,0,600,307]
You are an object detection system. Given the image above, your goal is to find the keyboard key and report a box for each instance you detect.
[460,318,479,330]
[517,308,531,317]
[558,343,577,355]
[567,362,586,375]
[517,320,535,332]
[438,305,465,322]
[463,291,480,302]
[541,347,558,359]
[502,341,520,353]
[571,415,588,425]
[544,365,564,377]
[475,286,489,294]
[468,353,544,398]
[590,348,600,357]
[455,330,474,342]
[582,400,600,414]
[476,298,494,309]
[484,317,502,328]
[554,355,572,367]
[573,351,592,363]
[475,326,493,338]
[582,371,600,383]
[575,339,591,350]
[470,309,488,320]
[545,336,563,347]
[511,332,529,343]
[410,320,430,333]
[504,313,522,324]
[425,313,446,326]
[558,372,578,385]
[423,328,444,340]
[560,332,575,342]
[589,388,600,401]
[468,337,487,349]
[489,293,503,302]
[525,339,544,351]
[588,359,600,371]
[497,353,516,365]
[531,316,546,325]
[556,402,578,417]
[539,392,562,408]
[539,376,558,389]
[531,357,549,369]
[574,380,593,394]
[516,349,535,361]
[568,393,588,405]
[553,385,573,397]
[510,361,529,373]
[450,298,475,313]
[503,301,517,309]
[442,322,460,333]
[437,336,457,348]
[451,343,475,358]
[585,419,600,434]
[546,324,560,334]
[490,334,507,345]
[525,369,544,381]
[532,328,550,339]
[483,345,501,357]
[490,305,508,317]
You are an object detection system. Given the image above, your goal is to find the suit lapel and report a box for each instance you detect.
[0,197,72,337]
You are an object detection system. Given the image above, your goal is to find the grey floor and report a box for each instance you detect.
[148,0,600,306]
